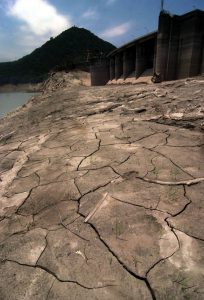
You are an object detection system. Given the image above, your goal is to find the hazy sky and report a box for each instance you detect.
[0,0,204,62]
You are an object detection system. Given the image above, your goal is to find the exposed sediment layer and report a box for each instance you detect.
[0,83,43,93]
[0,76,203,299]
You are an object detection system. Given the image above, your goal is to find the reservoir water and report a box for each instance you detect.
[0,92,38,118]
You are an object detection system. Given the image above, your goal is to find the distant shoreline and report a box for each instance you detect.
[0,83,43,93]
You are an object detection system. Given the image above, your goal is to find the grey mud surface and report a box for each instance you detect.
[0,77,204,299]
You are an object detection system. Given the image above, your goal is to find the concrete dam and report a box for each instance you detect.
[91,9,204,85]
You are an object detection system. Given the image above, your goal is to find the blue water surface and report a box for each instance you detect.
[0,92,38,118]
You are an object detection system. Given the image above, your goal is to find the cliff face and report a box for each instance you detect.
[0,27,116,85]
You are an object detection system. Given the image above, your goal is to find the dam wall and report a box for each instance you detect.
[156,9,204,80]
[91,9,204,85]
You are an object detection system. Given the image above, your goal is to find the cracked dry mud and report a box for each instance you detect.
[0,77,204,300]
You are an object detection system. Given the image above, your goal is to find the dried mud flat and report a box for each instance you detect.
[0,77,204,300]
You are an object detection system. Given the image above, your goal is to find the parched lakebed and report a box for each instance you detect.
[0,77,204,300]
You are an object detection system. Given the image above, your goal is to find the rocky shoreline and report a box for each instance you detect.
[0,75,203,299]
[0,83,43,93]
[0,70,91,94]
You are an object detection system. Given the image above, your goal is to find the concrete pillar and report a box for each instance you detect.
[115,54,123,80]
[165,18,180,80]
[201,39,204,74]
[123,47,136,79]
[200,14,204,74]
[110,57,115,80]
[90,60,110,86]
[177,13,203,79]
[155,12,171,81]
[189,16,203,77]
[135,45,146,78]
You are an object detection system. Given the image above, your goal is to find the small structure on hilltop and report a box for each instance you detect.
[91,9,204,85]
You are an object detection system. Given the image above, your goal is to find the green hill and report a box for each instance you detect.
[0,27,116,85]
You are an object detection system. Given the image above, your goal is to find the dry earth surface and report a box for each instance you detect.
[0,75,204,300]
